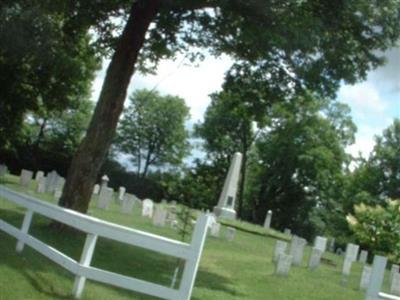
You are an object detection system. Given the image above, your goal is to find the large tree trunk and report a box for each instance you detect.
[59,0,161,213]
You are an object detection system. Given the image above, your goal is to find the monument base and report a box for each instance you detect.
[213,206,237,220]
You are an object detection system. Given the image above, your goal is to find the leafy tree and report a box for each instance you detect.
[60,1,400,213]
[0,2,99,150]
[349,119,400,205]
[246,96,356,239]
[0,99,94,176]
[115,89,190,177]
[347,200,400,263]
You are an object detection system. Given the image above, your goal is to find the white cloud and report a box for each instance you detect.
[130,54,233,121]
[338,82,387,114]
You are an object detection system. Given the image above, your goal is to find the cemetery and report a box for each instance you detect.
[1,168,400,300]
[1,2,399,300]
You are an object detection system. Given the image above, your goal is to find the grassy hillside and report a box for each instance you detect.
[0,174,391,299]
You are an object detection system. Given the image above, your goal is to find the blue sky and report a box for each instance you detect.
[91,48,399,161]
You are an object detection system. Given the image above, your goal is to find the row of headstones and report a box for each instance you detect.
[274,236,353,276]
[17,169,66,200]
[273,237,400,296]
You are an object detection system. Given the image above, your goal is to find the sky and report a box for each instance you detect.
[91,48,400,162]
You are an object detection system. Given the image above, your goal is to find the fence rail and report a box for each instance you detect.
[0,186,210,300]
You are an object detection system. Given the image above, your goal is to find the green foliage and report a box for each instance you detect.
[0,1,100,150]
[176,206,195,243]
[245,95,356,239]
[347,200,400,262]
[344,119,400,211]
[115,89,190,177]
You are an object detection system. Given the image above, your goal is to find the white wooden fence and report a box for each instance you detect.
[0,186,210,299]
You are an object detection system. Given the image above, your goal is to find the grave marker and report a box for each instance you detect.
[97,187,113,210]
[275,254,293,276]
[209,222,221,237]
[390,272,400,296]
[342,257,353,276]
[121,193,136,214]
[264,210,272,229]
[314,236,328,253]
[0,164,8,177]
[365,255,387,300]
[93,184,100,195]
[359,250,368,264]
[118,187,126,201]
[308,248,323,269]
[225,227,236,241]
[37,176,46,193]
[142,199,154,218]
[213,152,242,219]
[345,243,360,262]
[360,266,372,290]
[273,240,288,262]
[153,206,168,227]
[35,170,44,181]
[390,264,400,287]
[284,228,291,235]
[19,169,33,187]
[290,236,306,266]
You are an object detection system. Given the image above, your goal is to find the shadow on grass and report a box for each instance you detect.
[192,268,243,299]
[0,208,237,299]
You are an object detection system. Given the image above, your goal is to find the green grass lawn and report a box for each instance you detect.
[0,174,392,299]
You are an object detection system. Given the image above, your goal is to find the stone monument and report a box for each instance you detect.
[213,152,242,219]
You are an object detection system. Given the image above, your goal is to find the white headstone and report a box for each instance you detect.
[342,257,353,276]
[37,176,46,193]
[263,210,273,229]
[314,236,328,253]
[213,152,242,219]
[45,170,58,193]
[35,170,44,181]
[19,169,33,187]
[390,264,400,287]
[118,186,126,201]
[100,174,109,193]
[390,272,400,296]
[210,222,221,237]
[54,189,62,200]
[308,248,323,269]
[359,250,368,264]
[153,206,168,227]
[0,164,8,177]
[360,266,372,290]
[275,253,293,276]
[93,184,100,195]
[345,243,360,262]
[274,240,288,262]
[121,193,136,214]
[56,176,65,191]
[142,199,154,218]
[365,255,387,300]
[290,236,307,266]
[284,228,291,235]
[225,227,236,241]
[97,187,113,209]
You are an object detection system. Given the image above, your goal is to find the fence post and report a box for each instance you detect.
[178,214,210,300]
[72,233,98,298]
[16,209,33,253]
